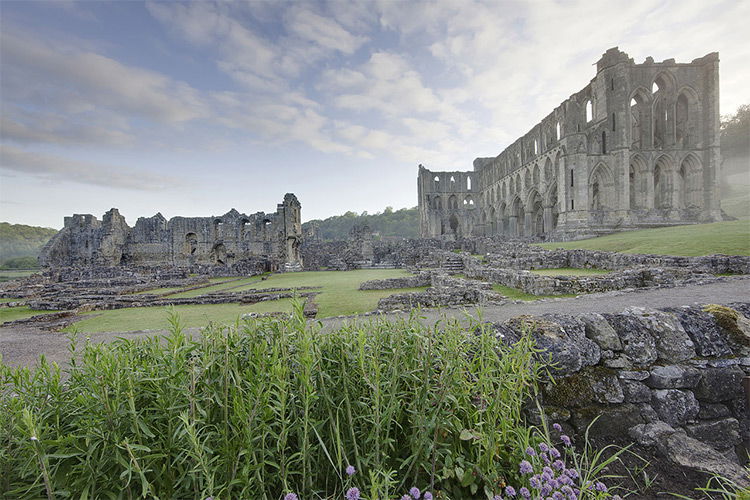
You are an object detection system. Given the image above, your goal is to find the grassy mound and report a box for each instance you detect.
[537,220,750,256]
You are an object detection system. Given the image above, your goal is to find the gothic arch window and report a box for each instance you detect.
[585,99,593,122]
[448,194,458,210]
[676,89,700,148]
[556,121,561,140]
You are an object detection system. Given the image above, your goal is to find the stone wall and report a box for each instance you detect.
[39,194,303,270]
[419,48,723,240]
[358,272,432,290]
[480,241,750,274]
[376,275,505,311]
[489,302,750,483]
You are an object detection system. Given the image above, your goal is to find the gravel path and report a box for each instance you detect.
[2,276,748,369]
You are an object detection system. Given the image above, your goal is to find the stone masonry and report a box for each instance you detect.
[419,48,724,240]
[39,194,303,271]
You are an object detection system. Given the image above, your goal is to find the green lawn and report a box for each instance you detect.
[63,270,427,333]
[529,268,611,277]
[492,284,576,301]
[0,298,22,303]
[65,300,297,334]
[0,270,36,283]
[537,220,750,256]
[243,269,426,317]
[0,306,59,323]
[168,277,260,298]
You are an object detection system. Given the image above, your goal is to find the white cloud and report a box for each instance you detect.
[0,145,182,190]
[285,6,368,54]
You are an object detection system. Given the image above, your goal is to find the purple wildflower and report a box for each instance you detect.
[284,495,298,500]
[345,487,360,500]
[346,465,356,476]
[401,496,411,500]
[526,446,537,456]
[540,485,551,496]
[548,478,559,489]
[410,487,421,499]
[550,447,561,459]
[552,459,565,471]
[559,475,572,486]
[505,485,516,497]
[541,452,550,464]
[493,496,502,500]
[553,423,562,432]
[530,475,541,489]
[539,442,549,453]
[519,487,531,499]
[594,482,607,492]
[424,493,433,500]
[565,468,579,479]
[553,493,564,500]
[520,460,533,474]
[560,435,571,447]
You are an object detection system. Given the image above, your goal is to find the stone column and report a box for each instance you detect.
[509,216,517,236]
[543,206,553,236]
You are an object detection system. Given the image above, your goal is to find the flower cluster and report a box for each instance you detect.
[492,423,619,500]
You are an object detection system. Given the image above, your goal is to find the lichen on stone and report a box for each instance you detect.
[703,304,750,347]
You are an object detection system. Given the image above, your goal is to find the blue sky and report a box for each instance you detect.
[1,0,748,228]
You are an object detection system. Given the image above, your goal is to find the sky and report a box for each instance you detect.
[1,0,748,229]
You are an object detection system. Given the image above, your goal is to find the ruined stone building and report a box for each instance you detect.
[39,194,303,271]
[418,48,723,239]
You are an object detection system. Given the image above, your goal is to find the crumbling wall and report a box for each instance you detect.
[39,194,304,270]
[491,303,750,483]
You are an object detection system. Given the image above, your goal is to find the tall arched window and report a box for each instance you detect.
[585,100,593,122]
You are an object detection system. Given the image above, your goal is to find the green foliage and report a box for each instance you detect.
[0,256,39,270]
[721,104,750,162]
[0,222,57,263]
[536,220,750,256]
[1,308,544,499]
[304,206,419,240]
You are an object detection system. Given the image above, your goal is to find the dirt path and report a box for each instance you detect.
[2,276,748,369]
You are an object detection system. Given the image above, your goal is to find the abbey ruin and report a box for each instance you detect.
[418,48,724,239]
[39,194,303,272]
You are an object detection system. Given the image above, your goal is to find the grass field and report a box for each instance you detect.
[244,269,425,317]
[0,269,36,283]
[0,306,59,323]
[529,267,610,276]
[61,270,426,333]
[167,277,259,298]
[537,219,750,256]
[491,284,576,301]
[65,300,297,333]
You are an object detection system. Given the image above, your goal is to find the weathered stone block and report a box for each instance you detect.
[622,381,651,403]
[572,403,645,438]
[685,418,741,451]
[504,315,600,375]
[666,306,732,358]
[651,389,699,426]
[646,365,701,389]
[581,313,622,351]
[619,370,650,381]
[639,311,696,362]
[698,402,731,419]
[588,370,625,404]
[694,366,744,402]
[604,310,658,365]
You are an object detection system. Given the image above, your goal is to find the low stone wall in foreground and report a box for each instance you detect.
[490,302,750,485]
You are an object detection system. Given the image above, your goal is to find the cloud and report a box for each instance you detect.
[1,112,133,147]
[0,145,182,191]
[285,5,367,54]
[1,30,208,124]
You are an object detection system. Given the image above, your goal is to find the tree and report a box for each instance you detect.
[721,104,749,161]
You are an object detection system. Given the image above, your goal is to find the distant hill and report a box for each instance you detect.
[0,222,58,268]
[303,207,419,240]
